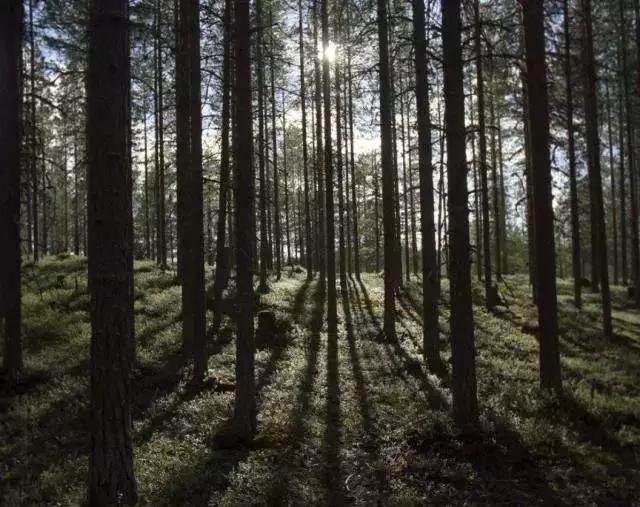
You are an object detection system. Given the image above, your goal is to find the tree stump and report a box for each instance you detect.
[628,286,636,299]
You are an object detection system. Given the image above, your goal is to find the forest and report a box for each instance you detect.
[1,0,639,505]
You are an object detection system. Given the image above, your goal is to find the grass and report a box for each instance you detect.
[1,257,639,506]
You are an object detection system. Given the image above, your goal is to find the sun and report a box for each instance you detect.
[318,41,338,63]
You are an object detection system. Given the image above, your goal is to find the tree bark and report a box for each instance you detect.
[412,0,439,367]
[233,0,256,442]
[377,0,397,341]
[322,0,337,334]
[86,0,137,502]
[0,0,23,380]
[582,0,613,337]
[442,0,479,431]
[522,0,563,389]
[298,0,313,279]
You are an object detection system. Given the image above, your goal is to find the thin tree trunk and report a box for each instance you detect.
[298,0,313,279]
[347,30,360,280]
[583,0,613,337]
[474,0,493,307]
[606,83,619,286]
[322,0,337,334]
[314,0,325,283]
[233,0,256,443]
[412,0,439,367]
[29,0,38,262]
[336,43,347,293]
[269,8,281,280]
[211,0,232,340]
[257,0,269,292]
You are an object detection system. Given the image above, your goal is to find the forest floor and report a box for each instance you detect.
[1,256,639,506]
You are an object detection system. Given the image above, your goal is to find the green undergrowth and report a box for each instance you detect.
[1,258,639,506]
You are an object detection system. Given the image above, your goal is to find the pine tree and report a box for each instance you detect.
[442,0,479,431]
[0,0,23,381]
[86,0,137,502]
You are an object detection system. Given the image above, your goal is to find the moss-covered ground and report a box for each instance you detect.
[1,257,639,506]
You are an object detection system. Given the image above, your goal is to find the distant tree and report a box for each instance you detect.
[0,0,23,382]
[298,0,313,280]
[86,0,137,502]
[582,0,613,338]
[563,0,582,308]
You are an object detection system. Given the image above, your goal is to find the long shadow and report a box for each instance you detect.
[324,328,345,505]
[560,392,638,471]
[409,416,569,506]
[343,283,388,503]
[265,281,324,504]
[355,279,449,411]
[255,280,311,399]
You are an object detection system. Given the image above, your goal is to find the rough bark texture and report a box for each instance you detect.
[411,0,439,368]
[233,0,257,442]
[442,0,479,431]
[180,0,207,382]
[377,0,397,341]
[86,0,137,503]
[522,0,563,390]
[0,0,23,380]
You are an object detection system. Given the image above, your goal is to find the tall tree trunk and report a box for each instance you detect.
[606,83,619,286]
[378,0,397,340]
[155,0,167,268]
[488,59,502,281]
[473,0,493,307]
[177,0,207,383]
[412,0,439,367]
[256,0,269,292]
[143,94,151,259]
[374,160,380,273]
[336,45,347,293]
[582,0,613,337]
[631,0,640,305]
[269,8,281,280]
[233,0,256,442]
[86,0,137,502]
[522,0,563,389]
[0,0,23,380]
[322,0,337,334]
[617,44,628,286]
[29,0,38,262]
[347,28,360,280]
[314,0,325,283]
[298,0,313,279]
[282,90,292,266]
[400,75,410,283]
[469,83,483,280]
[442,0,479,431]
